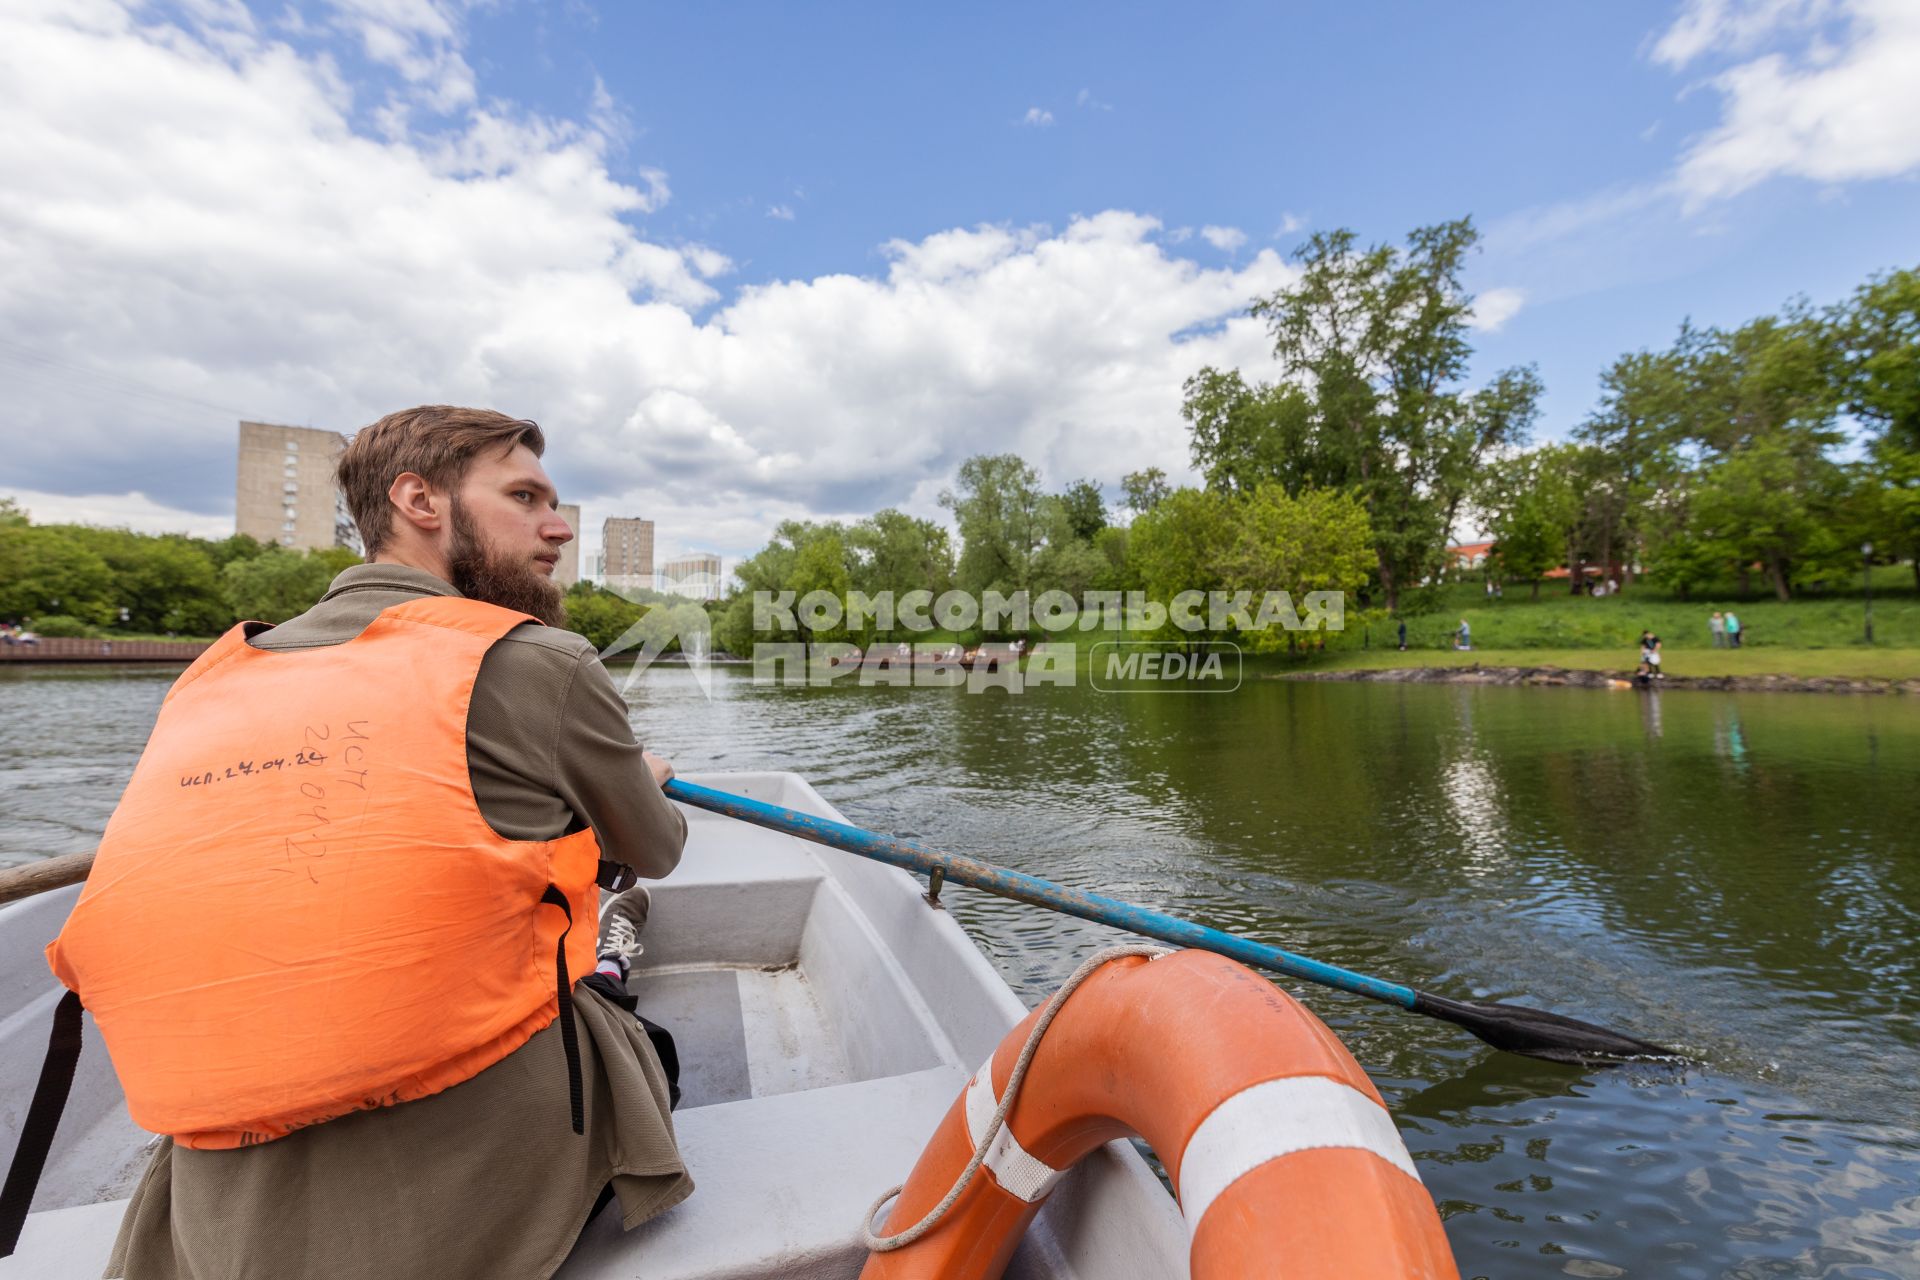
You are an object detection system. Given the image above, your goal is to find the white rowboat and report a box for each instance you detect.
[0,772,1188,1279]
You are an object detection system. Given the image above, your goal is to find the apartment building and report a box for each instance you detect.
[602,516,655,590]
[235,421,360,552]
[659,553,723,600]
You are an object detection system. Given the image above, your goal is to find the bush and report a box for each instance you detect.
[28,614,100,638]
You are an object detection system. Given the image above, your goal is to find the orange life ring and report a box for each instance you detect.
[862,950,1460,1280]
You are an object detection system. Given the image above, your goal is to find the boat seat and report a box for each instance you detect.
[559,1065,968,1280]
[0,1070,966,1280]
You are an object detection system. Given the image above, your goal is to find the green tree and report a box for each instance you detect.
[1862,446,1920,591]
[1247,219,1540,610]
[196,532,273,570]
[846,509,953,604]
[1232,484,1375,596]
[788,531,852,643]
[0,526,116,624]
[942,454,1045,596]
[1644,530,1726,600]
[1182,368,1325,495]
[1690,436,1850,601]
[1030,496,1110,603]
[1577,345,1694,585]
[730,520,850,642]
[562,588,646,651]
[1835,266,1920,452]
[1120,467,1170,517]
[1126,487,1237,646]
[1476,445,1580,600]
[220,549,336,623]
[1090,524,1131,593]
[1058,479,1108,542]
[63,528,229,634]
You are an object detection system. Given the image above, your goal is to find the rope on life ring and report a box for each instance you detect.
[860,947,1461,1280]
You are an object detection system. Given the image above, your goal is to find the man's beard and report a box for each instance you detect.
[447,501,567,628]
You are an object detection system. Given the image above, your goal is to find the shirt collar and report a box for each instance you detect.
[318,562,463,601]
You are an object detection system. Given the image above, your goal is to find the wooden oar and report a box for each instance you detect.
[663,778,1680,1066]
[0,852,92,908]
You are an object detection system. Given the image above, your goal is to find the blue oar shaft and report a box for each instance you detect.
[662,779,1418,1010]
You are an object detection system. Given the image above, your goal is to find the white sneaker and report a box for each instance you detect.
[597,886,650,974]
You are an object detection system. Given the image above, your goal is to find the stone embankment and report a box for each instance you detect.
[0,637,211,664]
[1275,664,1920,695]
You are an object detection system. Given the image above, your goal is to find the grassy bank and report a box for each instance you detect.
[1266,646,1920,681]
[1384,581,1917,652]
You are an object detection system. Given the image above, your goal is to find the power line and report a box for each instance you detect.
[0,337,258,420]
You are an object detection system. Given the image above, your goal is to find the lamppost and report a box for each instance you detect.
[1863,542,1874,644]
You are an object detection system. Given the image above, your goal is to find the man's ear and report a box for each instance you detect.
[387,472,446,535]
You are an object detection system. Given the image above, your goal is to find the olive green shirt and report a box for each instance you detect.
[106,564,694,1280]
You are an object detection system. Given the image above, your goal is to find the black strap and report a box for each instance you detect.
[541,886,585,1136]
[0,991,84,1258]
[596,860,637,893]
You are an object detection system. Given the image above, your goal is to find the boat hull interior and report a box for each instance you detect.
[0,772,1187,1279]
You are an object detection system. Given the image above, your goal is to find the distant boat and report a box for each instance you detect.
[0,772,1454,1278]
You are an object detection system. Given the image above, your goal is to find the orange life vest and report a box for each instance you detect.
[46,596,603,1149]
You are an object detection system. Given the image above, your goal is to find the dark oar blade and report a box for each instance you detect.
[1412,991,1680,1065]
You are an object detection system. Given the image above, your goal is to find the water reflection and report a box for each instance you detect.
[1639,686,1663,739]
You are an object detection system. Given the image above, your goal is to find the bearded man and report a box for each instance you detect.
[51,406,691,1279]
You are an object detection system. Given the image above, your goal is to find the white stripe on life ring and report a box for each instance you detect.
[1176,1075,1422,1238]
[965,1062,1066,1203]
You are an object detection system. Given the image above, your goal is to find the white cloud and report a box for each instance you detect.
[1020,106,1054,127]
[0,2,1295,562]
[1655,0,1920,202]
[1467,287,1527,333]
[766,203,795,221]
[1200,225,1246,252]
[0,487,234,539]
[1650,0,1833,68]
[289,0,480,120]
[1075,88,1112,111]
[1273,212,1306,237]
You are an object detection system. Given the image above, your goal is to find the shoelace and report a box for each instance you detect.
[598,914,642,965]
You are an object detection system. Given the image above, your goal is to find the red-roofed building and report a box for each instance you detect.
[1446,541,1496,570]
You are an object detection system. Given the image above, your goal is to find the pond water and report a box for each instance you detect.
[3,664,1916,1278]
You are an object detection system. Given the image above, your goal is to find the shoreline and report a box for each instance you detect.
[1270,662,1920,695]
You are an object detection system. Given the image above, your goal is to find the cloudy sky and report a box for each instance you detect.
[3,0,1918,568]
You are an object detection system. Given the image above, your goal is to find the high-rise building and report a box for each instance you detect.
[235,421,360,552]
[601,517,654,591]
[554,503,581,586]
[659,553,723,600]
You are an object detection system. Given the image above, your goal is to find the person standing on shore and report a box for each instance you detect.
[1709,611,1726,648]
[1726,611,1742,648]
[1398,617,1408,651]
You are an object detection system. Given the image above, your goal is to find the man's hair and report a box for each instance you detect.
[336,406,545,558]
